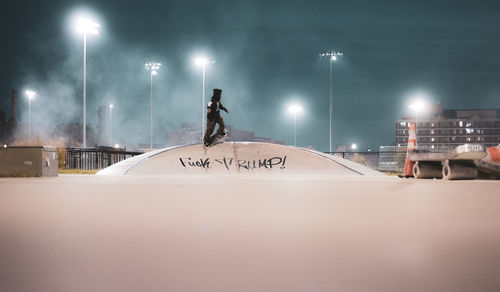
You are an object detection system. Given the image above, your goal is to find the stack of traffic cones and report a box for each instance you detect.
[402,123,417,177]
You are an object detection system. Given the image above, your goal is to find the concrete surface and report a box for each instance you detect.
[97,142,384,176]
[1,174,500,291]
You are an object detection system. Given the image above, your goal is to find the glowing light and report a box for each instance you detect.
[319,50,343,60]
[25,90,36,100]
[145,62,161,73]
[75,17,100,35]
[351,143,358,150]
[114,144,120,148]
[3,144,6,148]
[195,57,215,66]
[409,100,425,112]
[109,104,113,108]
[288,104,303,114]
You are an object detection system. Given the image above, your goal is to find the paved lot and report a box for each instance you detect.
[1,174,500,291]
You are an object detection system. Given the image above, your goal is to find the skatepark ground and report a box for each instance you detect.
[1,174,500,291]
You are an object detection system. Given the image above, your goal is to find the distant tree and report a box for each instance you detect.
[352,153,368,166]
[52,122,97,147]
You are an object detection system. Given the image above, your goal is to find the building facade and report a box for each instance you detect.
[396,104,500,149]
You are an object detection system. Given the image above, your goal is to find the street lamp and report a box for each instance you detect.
[75,16,99,148]
[109,103,113,146]
[320,50,343,153]
[351,143,358,151]
[145,61,161,149]
[25,90,36,140]
[409,100,426,145]
[288,104,303,147]
[195,57,215,139]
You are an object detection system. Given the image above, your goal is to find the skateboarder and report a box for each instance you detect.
[203,88,229,147]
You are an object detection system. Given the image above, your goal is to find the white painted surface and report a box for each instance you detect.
[97,142,384,176]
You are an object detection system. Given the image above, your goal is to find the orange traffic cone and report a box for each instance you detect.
[402,123,417,177]
[486,145,500,162]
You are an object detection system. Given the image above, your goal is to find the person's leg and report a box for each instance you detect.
[203,119,216,143]
[216,116,226,137]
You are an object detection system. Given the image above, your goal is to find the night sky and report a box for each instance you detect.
[1,0,500,151]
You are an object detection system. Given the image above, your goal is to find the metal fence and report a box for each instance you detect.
[63,147,143,170]
[378,146,407,172]
[377,145,465,173]
[326,152,381,171]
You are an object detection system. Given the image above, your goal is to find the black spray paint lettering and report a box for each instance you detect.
[179,157,210,169]
[179,156,286,170]
[214,157,234,170]
[238,156,287,170]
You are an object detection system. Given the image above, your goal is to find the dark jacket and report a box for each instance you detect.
[207,95,227,120]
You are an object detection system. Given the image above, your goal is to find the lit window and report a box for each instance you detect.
[431,145,435,149]
[431,138,435,142]
[431,130,434,135]
[459,121,463,127]
[467,137,471,142]
[431,123,435,127]
[466,122,472,127]
[400,121,406,127]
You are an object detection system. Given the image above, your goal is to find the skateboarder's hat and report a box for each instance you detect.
[213,88,222,95]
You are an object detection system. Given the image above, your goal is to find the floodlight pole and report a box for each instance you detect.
[293,111,297,146]
[415,111,418,145]
[25,90,36,140]
[320,50,342,153]
[145,62,161,149]
[150,71,153,149]
[75,17,99,147]
[202,63,206,139]
[109,104,113,146]
[28,97,32,140]
[329,56,332,152]
[83,32,87,148]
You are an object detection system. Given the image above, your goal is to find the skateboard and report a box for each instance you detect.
[204,128,228,147]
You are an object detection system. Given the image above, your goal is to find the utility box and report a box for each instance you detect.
[0,146,58,177]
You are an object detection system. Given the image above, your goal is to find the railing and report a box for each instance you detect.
[63,147,143,170]
[325,151,381,171]
[378,146,406,172]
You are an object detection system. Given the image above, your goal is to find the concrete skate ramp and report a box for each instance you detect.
[97,142,384,176]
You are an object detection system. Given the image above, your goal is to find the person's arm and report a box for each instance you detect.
[220,103,229,113]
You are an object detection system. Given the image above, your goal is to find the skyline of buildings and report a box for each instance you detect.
[396,103,500,149]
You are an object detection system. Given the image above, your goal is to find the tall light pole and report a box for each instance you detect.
[109,103,113,146]
[75,17,99,148]
[409,100,425,146]
[288,104,303,147]
[195,57,215,139]
[320,50,343,153]
[145,61,161,149]
[25,90,36,140]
